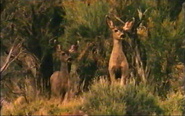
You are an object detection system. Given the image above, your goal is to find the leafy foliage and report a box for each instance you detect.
[80,78,163,115]
[61,0,112,89]
[81,78,126,115]
[160,91,184,115]
[63,0,110,40]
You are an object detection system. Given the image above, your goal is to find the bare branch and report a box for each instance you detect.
[77,42,94,61]
[1,46,14,73]
[0,39,23,76]
[113,15,125,24]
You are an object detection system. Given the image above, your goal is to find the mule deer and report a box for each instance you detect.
[50,49,72,103]
[106,15,133,85]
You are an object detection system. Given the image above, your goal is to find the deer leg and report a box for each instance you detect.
[120,69,128,86]
[64,91,69,104]
[109,69,116,84]
[60,92,65,104]
[120,74,126,86]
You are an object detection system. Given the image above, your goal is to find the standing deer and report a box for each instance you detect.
[106,15,134,85]
[50,48,72,104]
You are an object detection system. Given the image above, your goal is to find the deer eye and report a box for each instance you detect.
[61,52,65,56]
[114,29,118,32]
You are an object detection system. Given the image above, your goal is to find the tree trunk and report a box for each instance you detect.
[40,52,53,93]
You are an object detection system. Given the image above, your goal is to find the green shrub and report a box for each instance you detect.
[81,78,126,115]
[159,91,184,115]
[62,0,111,89]
[80,78,163,115]
[124,83,163,115]
[62,0,110,44]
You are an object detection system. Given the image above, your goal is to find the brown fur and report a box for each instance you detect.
[106,15,130,85]
[50,50,71,103]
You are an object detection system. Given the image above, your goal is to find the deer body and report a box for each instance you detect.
[50,63,69,96]
[106,15,132,85]
[108,34,129,85]
[50,50,71,103]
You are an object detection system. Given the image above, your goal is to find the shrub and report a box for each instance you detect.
[62,0,111,89]
[159,91,184,115]
[124,83,163,115]
[81,78,126,115]
[80,78,163,115]
[63,0,110,41]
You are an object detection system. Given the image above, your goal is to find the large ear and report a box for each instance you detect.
[56,44,61,52]
[106,15,114,29]
[123,17,135,32]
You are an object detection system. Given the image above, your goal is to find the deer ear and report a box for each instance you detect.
[123,17,135,32]
[106,15,114,29]
[56,44,61,52]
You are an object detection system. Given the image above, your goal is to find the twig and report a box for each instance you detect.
[0,39,23,76]
[113,15,125,24]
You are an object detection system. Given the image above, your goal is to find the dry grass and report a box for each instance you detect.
[1,95,84,115]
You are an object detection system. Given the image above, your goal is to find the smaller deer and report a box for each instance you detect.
[50,48,72,104]
[106,15,134,85]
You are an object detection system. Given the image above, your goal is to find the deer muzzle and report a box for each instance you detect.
[67,57,72,63]
[120,33,126,39]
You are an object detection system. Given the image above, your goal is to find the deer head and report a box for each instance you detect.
[106,15,126,40]
[54,44,72,63]
[60,51,72,63]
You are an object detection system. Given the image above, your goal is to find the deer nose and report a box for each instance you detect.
[67,57,72,62]
[120,34,126,38]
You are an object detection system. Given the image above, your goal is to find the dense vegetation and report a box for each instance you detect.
[1,0,184,115]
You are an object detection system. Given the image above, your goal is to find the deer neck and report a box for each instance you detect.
[60,61,69,74]
[112,39,123,52]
